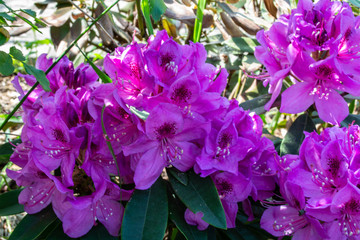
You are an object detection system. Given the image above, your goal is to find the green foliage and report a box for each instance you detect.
[280,114,316,156]
[10,46,26,61]
[9,206,58,240]
[168,168,189,186]
[78,47,112,83]
[122,177,168,240]
[0,189,24,216]
[0,138,21,164]
[193,0,207,43]
[224,37,260,54]
[0,51,15,76]
[168,171,227,230]
[23,63,51,92]
[149,0,166,22]
[141,0,154,35]
[168,193,207,240]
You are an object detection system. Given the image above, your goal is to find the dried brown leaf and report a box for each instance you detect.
[219,2,262,35]
[41,6,72,27]
[264,0,278,18]
[220,12,244,37]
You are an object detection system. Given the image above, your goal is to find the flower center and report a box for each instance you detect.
[52,128,66,142]
[155,122,177,140]
[217,179,233,198]
[171,85,192,103]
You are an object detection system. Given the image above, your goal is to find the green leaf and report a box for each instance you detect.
[0,114,23,132]
[40,220,73,240]
[141,0,154,35]
[149,0,166,22]
[0,51,14,76]
[167,168,188,186]
[129,106,149,120]
[224,37,259,54]
[34,218,65,240]
[122,177,168,240]
[23,63,51,92]
[10,46,26,61]
[81,223,118,240]
[348,0,360,8]
[0,12,16,21]
[341,114,360,127]
[0,27,10,46]
[77,47,112,83]
[193,0,206,43]
[9,206,58,240]
[239,94,271,115]
[0,138,21,164]
[280,113,316,156]
[20,9,36,18]
[168,193,207,240]
[10,10,42,33]
[168,171,227,230]
[0,189,24,216]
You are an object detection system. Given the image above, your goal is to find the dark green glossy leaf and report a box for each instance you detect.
[341,114,360,127]
[9,205,58,240]
[122,177,168,240]
[168,168,188,186]
[168,193,207,240]
[239,94,271,115]
[80,223,118,240]
[34,218,67,240]
[23,63,51,92]
[224,37,259,54]
[280,114,316,156]
[0,51,14,76]
[0,138,21,164]
[149,0,166,22]
[168,171,226,230]
[10,46,26,61]
[0,189,24,216]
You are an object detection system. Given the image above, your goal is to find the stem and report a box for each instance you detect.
[69,0,117,45]
[101,105,121,178]
[0,0,121,132]
[271,111,281,135]
[136,0,146,37]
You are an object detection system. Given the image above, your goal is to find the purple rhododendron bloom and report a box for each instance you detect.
[123,103,209,189]
[254,0,360,124]
[184,209,209,231]
[9,29,284,237]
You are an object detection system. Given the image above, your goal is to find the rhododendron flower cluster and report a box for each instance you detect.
[9,30,280,237]
[255,0,360,125]
[261,125,360,239]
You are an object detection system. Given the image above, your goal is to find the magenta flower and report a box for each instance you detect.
[261,182,328,239]
[104,42,154,107]
[123,103,209,189]
[280,55,360,125]
[184,209,209,231]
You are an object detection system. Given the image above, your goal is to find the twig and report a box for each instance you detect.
[69,0,117,45]
[88,41,112,53]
